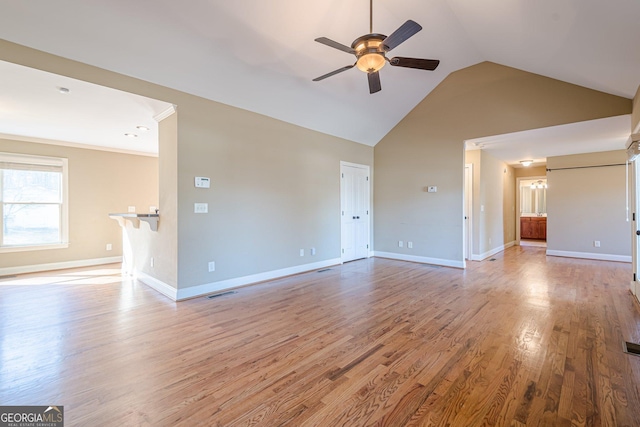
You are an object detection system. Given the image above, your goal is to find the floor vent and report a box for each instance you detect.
[0,275,17,280]
[206,291,237,299]
[623,341,640,356]
[317,269,332,273]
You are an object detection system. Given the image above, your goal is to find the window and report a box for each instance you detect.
[0,152,68,252]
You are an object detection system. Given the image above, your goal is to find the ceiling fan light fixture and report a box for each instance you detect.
[312,1,436,93]
[356,53,386,73]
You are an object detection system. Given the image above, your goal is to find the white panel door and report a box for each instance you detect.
[341,163,370,263]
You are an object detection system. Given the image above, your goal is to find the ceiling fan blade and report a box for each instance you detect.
[312,64,355,81]
[389,57,440,71]
[368,71,382,94]
[382,20,422,51]
[314,37,356,55]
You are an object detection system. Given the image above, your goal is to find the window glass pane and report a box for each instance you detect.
[2,169,61,203]
[2,204,61,245]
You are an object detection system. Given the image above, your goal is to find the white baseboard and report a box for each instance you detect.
[176,258,342,301]
[135,271,178,300]
[373,252,464,269]
[630,280,637,297]
[0,256,122,276]
[546,250,631,263]
[470,241,515,262]
[135,258,342,301]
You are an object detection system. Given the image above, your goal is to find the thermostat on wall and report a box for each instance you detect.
[195,177,210,188]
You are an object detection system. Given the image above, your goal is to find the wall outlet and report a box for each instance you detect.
[594,240,601,248]
[106,243,112,251]
[194,203,208,213]
[398,240,404,248]
[150,257,154,267]
[310,247,316,256]
[300,249,305,257]
[128,206,136,213]
[481,205,485,212]
[408,241,413,249]
[208,261,216,272]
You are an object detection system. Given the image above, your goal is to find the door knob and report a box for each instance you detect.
[356,216,360,219]
[636,230,640,236]
[353,216,356,219]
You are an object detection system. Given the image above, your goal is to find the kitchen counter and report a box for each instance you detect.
[109,213,159,231]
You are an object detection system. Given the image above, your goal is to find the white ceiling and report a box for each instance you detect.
[466,115,632,168]
[0,61,173,155]
[0,0,638,150]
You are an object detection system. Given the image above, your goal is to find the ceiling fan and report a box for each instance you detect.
[313,0,440,94]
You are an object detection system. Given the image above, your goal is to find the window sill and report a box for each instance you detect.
[0,243,69,254]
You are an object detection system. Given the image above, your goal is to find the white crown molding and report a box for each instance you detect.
[0,133,157,157]
[154,105,177,122]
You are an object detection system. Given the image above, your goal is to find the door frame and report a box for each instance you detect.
[340,161,371,263]
[464,164,473,263]
[632,160,639,299]
[516,175,546,245]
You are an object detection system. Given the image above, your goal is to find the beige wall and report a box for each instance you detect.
[465,150,515,258]
[515,166,547,178]
[0,40,373,293]
[0,137,158,270]
[175,97,372,289]
[375,61,631,265]
[547,150,630,259]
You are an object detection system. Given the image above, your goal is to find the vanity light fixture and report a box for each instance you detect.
[530,180,547,189]
[520,160,533,167]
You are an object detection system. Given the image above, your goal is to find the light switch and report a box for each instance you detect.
[194,203,208,213]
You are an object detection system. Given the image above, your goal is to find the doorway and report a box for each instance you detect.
[340,162,370,263]
[516,176,547,247]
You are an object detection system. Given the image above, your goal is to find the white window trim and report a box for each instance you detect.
[0,152,69,253]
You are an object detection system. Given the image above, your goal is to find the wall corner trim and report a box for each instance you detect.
[173,258,342,301]
[373,252,465,269]
[0,256,122,276]
[546,250,631,263]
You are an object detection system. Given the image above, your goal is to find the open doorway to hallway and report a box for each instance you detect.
[517,176,547,248]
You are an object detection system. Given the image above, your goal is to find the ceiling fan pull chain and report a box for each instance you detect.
[370,0,373,33]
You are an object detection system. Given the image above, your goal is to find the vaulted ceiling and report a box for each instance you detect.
[0,0,638,147]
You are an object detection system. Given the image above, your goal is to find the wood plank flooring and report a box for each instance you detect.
[1,246,640,426]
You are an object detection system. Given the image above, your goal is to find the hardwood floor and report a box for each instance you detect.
[1,246,640,426]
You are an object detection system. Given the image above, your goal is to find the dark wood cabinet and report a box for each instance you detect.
[520,216,546,240]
